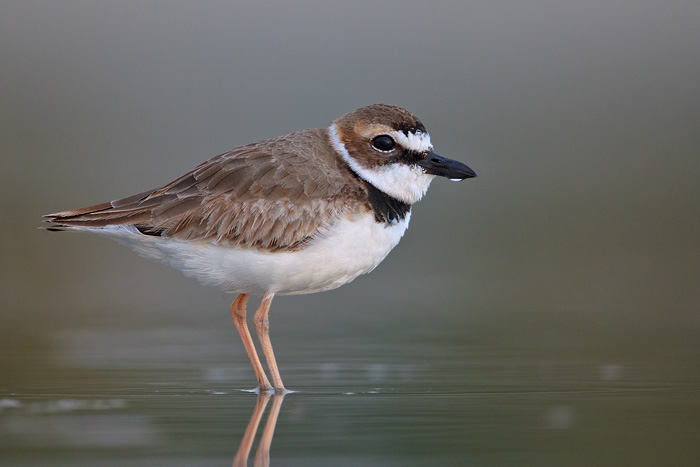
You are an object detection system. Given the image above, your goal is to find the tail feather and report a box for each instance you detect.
[43,189,157,230]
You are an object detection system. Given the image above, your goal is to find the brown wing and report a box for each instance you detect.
[44,129,363,251]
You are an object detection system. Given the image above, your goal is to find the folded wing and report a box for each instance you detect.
[44,130,356,252]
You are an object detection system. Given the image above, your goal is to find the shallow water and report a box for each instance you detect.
[2,326,697,466]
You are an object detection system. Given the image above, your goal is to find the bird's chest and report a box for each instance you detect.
[308,210,412,274]
[257,210,411,294]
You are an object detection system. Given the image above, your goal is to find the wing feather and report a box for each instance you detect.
[44,129,363,251]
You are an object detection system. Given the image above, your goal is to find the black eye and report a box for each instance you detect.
[371,135,396,152]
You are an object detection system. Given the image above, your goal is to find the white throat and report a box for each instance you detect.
[328,123,434,204]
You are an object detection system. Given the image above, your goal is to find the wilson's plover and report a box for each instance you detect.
[44,104,476,393]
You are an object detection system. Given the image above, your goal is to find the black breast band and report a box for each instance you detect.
[362,179,411,224]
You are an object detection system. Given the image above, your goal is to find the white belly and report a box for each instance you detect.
[93,211,411,295]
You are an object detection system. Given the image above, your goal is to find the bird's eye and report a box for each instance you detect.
[371,135,396,152]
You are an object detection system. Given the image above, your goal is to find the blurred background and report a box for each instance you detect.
[1,1,698,465]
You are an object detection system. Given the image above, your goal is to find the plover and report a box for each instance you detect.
[44,104,476,393]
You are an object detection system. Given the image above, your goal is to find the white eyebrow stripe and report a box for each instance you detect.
[391,130,433,153]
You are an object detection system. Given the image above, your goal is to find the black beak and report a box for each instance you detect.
[416,152,476,181]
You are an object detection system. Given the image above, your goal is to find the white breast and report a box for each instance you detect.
[92,211,411,295]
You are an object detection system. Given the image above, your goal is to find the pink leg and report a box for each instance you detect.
[230,294,272,392]
[253,293,286,392]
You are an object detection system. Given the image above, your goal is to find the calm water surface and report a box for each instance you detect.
[2,327,697,466]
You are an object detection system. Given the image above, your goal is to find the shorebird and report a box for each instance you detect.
[44,104,476,393]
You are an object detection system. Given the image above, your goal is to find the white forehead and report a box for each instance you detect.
[390,130,433,153]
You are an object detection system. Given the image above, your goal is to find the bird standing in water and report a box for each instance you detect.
[44,104,476,393]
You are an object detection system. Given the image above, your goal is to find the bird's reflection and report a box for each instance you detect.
[233,392,285,467]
